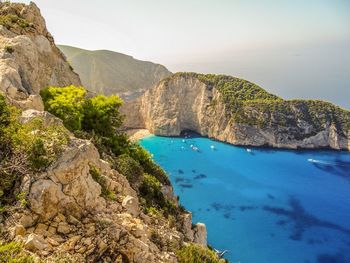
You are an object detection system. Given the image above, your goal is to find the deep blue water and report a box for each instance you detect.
[140,134,350,263]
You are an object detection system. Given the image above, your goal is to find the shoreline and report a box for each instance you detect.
[125,129,152,142]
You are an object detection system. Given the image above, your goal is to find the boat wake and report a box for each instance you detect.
[308,159,350,167]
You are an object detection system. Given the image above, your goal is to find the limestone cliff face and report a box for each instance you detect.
[0,4,209,262]
[5,110,204,262]
[123,73,350,151]
[0,2,80,110]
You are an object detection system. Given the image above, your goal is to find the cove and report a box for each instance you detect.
[140,134,350,263]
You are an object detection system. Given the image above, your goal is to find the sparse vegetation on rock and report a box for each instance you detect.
[125,72,350,151]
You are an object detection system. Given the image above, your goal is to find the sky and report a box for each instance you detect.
[18,0,350,108]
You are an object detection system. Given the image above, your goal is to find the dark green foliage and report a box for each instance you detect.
[0,241,35,263]
[172,73,350,135]
[129,144,170,185]
[177,244,223,263]
[0,94,10,156]
[139,174,177,217]
[171,72,278,102]
[41,85,175,216]
[28,138,49,170]
[114,154,144,188]
[82,95,123,136]
[150,230,163,249]
[0,95,69,207]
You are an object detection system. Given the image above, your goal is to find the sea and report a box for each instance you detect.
[140,134,350,263]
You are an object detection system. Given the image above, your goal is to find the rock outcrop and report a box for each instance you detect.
[123,73,350,151]
[0,2,80,110]
[0,3,210,262]
[2,110,206,262]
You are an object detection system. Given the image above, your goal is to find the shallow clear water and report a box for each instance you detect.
[140,134,350,263]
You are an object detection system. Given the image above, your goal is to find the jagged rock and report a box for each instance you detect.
[61,235,81,251]
[67,215,80,226]
[19,214,36,228]
[57,222,71,235]
[193,223,207,246]
[85,224,95,237]
[46,237,60,247]
[122,195,140,217]
[0,2,81,110]
[24,233,49,252]
[14,224,26,237]
[34,223,48,236]
[29,179,78,221]
[0,4,210,259]
[19,109,63,126]
[182,213,194,241]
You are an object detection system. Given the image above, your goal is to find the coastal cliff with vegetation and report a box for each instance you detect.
[123,73,350,151]
[0,3,223,263]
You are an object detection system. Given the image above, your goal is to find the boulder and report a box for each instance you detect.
[24,234,49,252]
[14,225,26,237]
[122,195,140,217]
[193,223,207,246]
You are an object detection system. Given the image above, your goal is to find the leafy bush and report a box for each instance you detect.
[0,95,69,206]
[177,244,223,263]
[82,95,123,136]
[0,14,29,30]
[114,154,144,188]
[41,85,176,216]
[0,241,35,263]
[140,174,177,217]
[129,144,170,185]
[40,86,86,131]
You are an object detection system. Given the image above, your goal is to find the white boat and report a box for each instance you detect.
[210,145,215,149]
[246,148,252,153]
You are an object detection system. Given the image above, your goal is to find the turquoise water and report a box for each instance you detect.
[140,134,350,263]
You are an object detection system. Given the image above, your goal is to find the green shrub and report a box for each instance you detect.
[0,241,35,263]
[139,173,177,217]
[40,85,86,131]
[89,166,116,201]
[41,86,180,218]
[129,144,170,185]
[114,154,144,188]
[82,95,123,137]
[177,244,222,263]
[0,14,29,30]
[0,96,69,206]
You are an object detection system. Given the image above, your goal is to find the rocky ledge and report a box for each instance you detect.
[0,2,80,111]
[122,73,350,151]
[2,110,207,262]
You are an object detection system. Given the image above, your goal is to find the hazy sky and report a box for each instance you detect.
[19,0,350,108]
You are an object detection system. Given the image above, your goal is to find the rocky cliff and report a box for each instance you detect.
[58,45,172,101]
[123,73,350,151]
[1,109,206,262]
[0,2,80,111]
[0,3,214,263]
